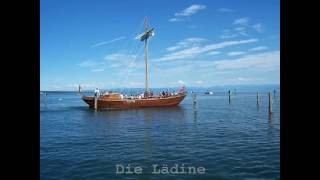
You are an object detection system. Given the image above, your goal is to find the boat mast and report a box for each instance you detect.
[144,17,149,94]
[138,17,154,94]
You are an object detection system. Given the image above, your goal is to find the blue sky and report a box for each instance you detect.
[40,0,280,91]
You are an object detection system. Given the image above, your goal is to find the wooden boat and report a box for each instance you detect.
[82,17,187,109]
[82,92,186,109]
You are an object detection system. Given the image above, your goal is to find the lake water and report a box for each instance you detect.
[40,90,280,179]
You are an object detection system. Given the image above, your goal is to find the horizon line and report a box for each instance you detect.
[40,83,280,91]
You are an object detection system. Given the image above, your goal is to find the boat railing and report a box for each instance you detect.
[122,91,182,100]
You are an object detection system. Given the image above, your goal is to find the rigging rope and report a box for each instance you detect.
[120,44,144,94]
[118,19,146,94]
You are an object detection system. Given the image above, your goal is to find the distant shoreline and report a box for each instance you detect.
[40,84,280,93]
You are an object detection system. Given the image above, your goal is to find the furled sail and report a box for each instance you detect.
[139,28,155,41]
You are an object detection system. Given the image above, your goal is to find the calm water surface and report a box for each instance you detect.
[40,91,280,180]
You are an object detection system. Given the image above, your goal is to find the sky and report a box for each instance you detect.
[40,0,280,91]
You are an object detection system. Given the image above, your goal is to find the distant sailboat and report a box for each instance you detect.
[82,17,187,109]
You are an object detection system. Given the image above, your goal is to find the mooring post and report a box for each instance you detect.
[94,95,98,110]
[273,89,276,99]
[257,92,259,106]
[269,92,273,114]
[228,90,231,103]
[193,92,197,104]
[43,92,47,107]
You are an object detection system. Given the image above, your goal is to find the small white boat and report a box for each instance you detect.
[204,91,213,95]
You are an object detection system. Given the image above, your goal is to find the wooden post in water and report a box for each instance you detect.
[94,96,98,110]
[228,90,231,103]
[192,92,197,104]
[78,84,81,95]
[192,93,197,121]
[268,92,273,114]
[256,92,259,106]
[43,91,47,107]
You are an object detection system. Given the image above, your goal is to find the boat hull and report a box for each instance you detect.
[82,93,187,109]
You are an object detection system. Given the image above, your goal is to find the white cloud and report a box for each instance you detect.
[78,60,100,68]
[207,51,221,55]
[219,33,238,39]
[253,23,263,32]
[213,51,280,70]
[152,63,194,78]
[235,27,249,37]
[233,17,250,26]
[50,85,62,90]
[166,37,206,51]
[126,82,144,88]
[238,31,249,36]
[234,27,246,31]
[157,39,258,62]
[109,63,122,68]
[232,19,263,34]
[236,77,257,82]
[196,80,203,84]
[169,18,183,22]
[186,37,206,42]
[78,52,140,73]
[228,51,246,56]
[220,20,255,39]
[66,83,79,88]
[78,60,107,72]
[220,27,249,39]
[174,4,206,17]
[91,36,125,48]
[249,46,268,52]
[178,80,186,85]
[169,4,206,22]
[42,81,122,91]
[104,53,137,61]
[217,8,234,13]
[91,68,105,72]
[80,82,106,89]
[128,61,145,68]
[104,53,145,71]
[215,77,266,85]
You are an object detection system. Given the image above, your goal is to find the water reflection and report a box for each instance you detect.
[83,106,186,121]
[40,96,48,109]
[268,113,273,121]
[193,102,197,122]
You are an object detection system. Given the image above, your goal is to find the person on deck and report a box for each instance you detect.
[179,86,186,94]
[94,88,100,97]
